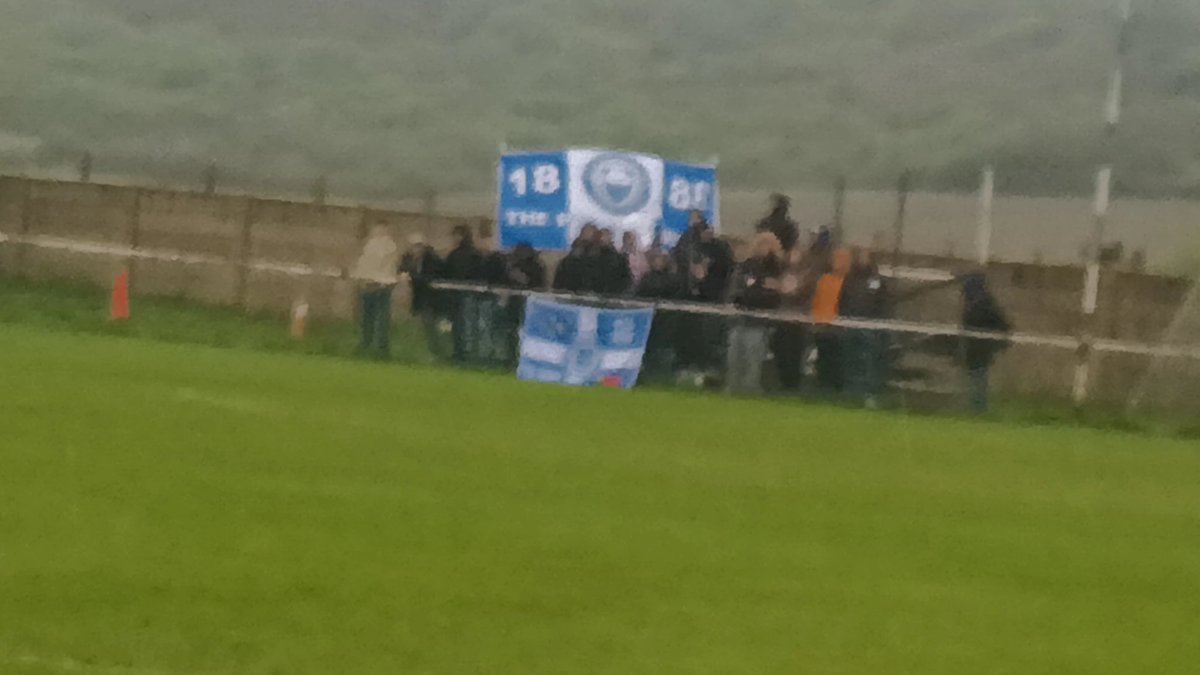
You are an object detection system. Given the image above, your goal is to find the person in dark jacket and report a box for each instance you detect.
[444,224,484,281]
[553,238,588,293]
[497,242,546,367]
[635,249,684,380]
[674,224,735,380]
[597,228,632,295]
[444,224,486,362]
[399,234,445,359]
[505,242,547,290]
[553,224,601,293]
[726,232,784,394]
[697,228,735,302]
[756,193,800,253]
[775,246,822,392]
[960,272,1011,413]
[840,248,891,406]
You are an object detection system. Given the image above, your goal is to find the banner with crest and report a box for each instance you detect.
[498,148,717,251]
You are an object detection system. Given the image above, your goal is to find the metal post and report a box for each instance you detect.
[78,152,93,184]
[203,161,218,195]
[356,207,371,246]
[312,176,328,206]
[891,171,911,269]
[126,190,143,286]
[976,166,994,266]
[832,175,846,246]
[14,178,34,276]
[235,198,257,309]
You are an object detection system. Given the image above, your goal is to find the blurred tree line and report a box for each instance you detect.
[1,0,1198,201]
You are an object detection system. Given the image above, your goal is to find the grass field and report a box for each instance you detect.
[3,321,1200,674]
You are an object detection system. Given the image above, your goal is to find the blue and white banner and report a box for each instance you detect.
[660,161,718,250]
[497,152,571,250]
[517,296,654,389]
[498,148,717,251]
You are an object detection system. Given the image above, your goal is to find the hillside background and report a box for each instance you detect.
[2,0,1199,205]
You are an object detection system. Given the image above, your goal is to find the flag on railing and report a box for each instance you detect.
[517,296,653,389]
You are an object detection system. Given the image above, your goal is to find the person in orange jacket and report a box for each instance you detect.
[810,248,852,391]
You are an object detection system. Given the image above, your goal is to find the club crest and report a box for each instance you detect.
[582,153,652,216]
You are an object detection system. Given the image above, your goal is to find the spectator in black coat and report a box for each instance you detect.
[840,248,891,407]
[961,273,1011,414]
[672,210,708,287]
[756,193,800,253]
[553,224,602,293]
[497,242,546,367]
[444,224,485,281]
[636,249,682,300]
[635,249,684,380]
[696,228,735,302]
[444,224,487,362]
[399,234,444,358]
[505,242,547,290]
[597,228,632,295]
[673,224,734,378]
[726,232,784,394]
[775,246,822,392]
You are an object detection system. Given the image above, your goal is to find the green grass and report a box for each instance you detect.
[2,275,1197,439]
[0,277,434,365]
[2,321,1199,674]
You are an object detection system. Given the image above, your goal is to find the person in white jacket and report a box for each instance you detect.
[351,223,400,357]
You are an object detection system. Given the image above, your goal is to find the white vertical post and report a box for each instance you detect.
[1085,165,1112,317]
[1073,0,1132,408]
[975,166,994,266]
[1074,166,1113,406]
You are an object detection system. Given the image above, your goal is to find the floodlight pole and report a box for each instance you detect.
[1074,0,1133,407]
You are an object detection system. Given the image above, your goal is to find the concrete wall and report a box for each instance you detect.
[0,176,473,320]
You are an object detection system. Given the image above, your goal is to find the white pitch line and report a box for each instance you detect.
[2,654,184,675]
[1,233,343,279]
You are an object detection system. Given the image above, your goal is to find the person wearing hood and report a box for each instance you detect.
[351,222,401,358]
[756,193,800,253]
[961,273,1011,414]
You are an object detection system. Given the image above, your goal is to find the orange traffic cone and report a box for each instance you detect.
[110,270,130,320]
[290,299,309,339]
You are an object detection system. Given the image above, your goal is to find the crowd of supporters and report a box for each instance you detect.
[352,195,1010,411]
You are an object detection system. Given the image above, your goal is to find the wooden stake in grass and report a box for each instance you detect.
[291,298,309,339]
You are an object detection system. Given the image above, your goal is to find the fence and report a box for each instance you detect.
[2,174,1198,418]
[428,282,1200,417]
[0,175,487,320]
